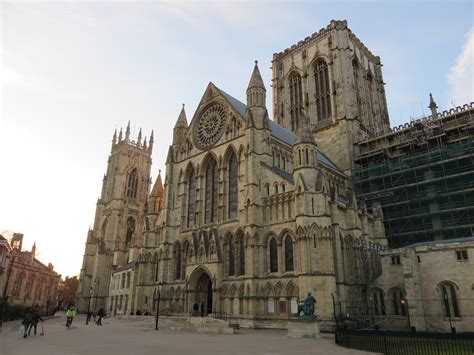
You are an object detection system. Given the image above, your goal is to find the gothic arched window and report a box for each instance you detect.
[126,168,139,199]
[238,235,245,276]
[269,238,278,273]
[205,159,219,224]
[314,59,331,121]
[284,235,294,272]
[228,153,238,219]
[440,282,460,318]
[187,168,196,228]
[289,72,303,132]
[228,235,235,276]
[175,244,182,280]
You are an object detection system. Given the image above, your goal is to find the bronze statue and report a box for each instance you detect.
[296,292,317,317]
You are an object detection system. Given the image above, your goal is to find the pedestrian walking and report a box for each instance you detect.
[28,308,44,336]
[21,312,33,338]
[65,306,76,329]
[96,308,105,326]
[86,311,93,324]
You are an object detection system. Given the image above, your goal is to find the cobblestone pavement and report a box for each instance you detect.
[0,315,378,355]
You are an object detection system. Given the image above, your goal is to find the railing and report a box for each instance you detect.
[336,329,474,355]
[209,312,229,321]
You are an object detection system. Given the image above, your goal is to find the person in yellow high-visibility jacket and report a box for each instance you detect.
[65,306,76,328]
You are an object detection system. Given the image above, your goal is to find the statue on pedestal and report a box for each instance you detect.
[296,292,317,317]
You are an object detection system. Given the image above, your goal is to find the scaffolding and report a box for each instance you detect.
[353,105,474,248]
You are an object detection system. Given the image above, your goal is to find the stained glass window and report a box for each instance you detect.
[187,169,196,227]
[126,168,139,198]
[238,236,245,276]
[314,59,331,121]
[205,160,219,224]
[228,236,235,276]
[284,235,294,272]
[289,72,303,131]
[270,238,278,273]
[228,153,238,219]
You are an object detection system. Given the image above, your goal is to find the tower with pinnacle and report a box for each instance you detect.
[77,122,154,311]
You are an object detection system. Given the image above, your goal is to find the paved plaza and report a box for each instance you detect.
[0,315,378,355]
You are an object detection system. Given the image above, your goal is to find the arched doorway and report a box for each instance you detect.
[195,273,213,316]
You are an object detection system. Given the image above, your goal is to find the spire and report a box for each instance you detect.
[125,120,131,141]
[137,128,142,145]
[148,130,154,152]
[247,60,266,91]
[149,170,164,213]
[174,104,188,129]
[143,137,147,150]
[246,60,266,109]
[173,104,188,145]
[118,128,123,142]
[31,242,36,258]
[429,93,438,119]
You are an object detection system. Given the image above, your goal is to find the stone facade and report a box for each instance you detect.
[373,237,474,332]
[1,234,61,315]
[76,19,474,333]
[77,20,392,332]
[76,125,154,312]
[272,19,390,174]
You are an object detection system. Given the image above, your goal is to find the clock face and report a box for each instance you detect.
[194,104,227,149]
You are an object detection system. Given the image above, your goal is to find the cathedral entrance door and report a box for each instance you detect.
[195,273,213,316]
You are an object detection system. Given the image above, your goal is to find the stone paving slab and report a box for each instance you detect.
[0,315,379,355]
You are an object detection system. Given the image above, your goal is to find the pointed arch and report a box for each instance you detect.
[228,233,235,276]
[269,237,278,273]
[273,281,282,298]
[284,233,294,272]
[187,166,197,228]
[126,168,139,199]
[228,150,239,219]
[313,57,331,121]
[438,281,460,318]
[202,154,219,224]
[288,71,303,131]
[237,230,245,276]
[263,282,273,297]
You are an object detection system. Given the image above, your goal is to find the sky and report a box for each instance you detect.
[0,0,472,278]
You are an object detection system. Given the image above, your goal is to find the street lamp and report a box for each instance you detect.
[155,282,163,331]
[86,287,93,325]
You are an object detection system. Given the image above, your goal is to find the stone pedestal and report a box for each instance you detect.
[287,317,321,338]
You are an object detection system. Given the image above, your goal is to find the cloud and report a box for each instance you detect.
[448,28,474,106]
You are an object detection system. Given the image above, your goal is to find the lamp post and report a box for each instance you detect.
[86,287,93,325]
[155,282,163,331]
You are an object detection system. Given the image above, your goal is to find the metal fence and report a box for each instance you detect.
[336,329,474,355]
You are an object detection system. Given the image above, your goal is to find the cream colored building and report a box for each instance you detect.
[372,237,474,332]
[77,20,392,331]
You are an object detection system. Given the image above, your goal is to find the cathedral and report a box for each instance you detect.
[77,20,393,331]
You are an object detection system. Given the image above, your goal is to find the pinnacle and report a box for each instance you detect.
[295,117,316,145]
[174,104,188,129]
[247,60,266,91]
